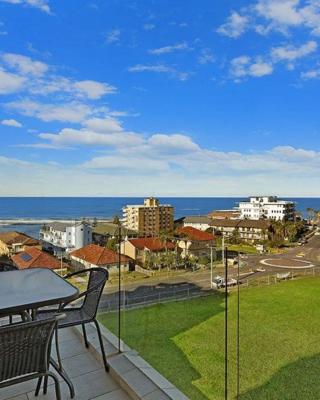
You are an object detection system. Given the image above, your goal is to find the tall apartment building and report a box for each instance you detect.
[122,197,174,236]
[40,221,92,255]
[238,196,295,221]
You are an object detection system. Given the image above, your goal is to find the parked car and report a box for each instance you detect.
[212,276,238,289]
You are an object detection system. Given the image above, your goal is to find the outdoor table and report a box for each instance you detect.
[0,268,78,314]
[0,268,79,397]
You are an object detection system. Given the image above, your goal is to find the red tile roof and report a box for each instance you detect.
[70,244,130,265]
[177,226,215,241]
[128,237,175,251]
[12,247,65,270]
[0,231,39,246]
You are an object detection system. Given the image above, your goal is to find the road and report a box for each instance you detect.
[99,235,320,311]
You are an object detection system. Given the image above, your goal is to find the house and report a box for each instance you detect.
[40,221,92,255]
[70,244,131,273]
[208,210,240,219]
[176,226,215,258]
[183,216,212,231]
[210,219,271,242]
[11,247,67,271]
[92,222,138,246]
[122,197,174,236]
[0,231,40,256]
[238,196,295,221]
[121,237,176,265]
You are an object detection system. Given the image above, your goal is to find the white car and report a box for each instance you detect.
[212,276,238,289]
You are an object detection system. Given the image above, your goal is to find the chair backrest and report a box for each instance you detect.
[82,268,108,320]
[0,317,57,382]
[0,263,17,272]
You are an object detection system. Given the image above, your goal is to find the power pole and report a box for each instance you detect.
[210,246,213,288]
[222,235,225,265]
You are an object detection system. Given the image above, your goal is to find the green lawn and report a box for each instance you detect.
[99,278,320,400]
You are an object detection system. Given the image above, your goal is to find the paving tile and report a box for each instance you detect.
[61,351,101,378]
[27,369,119,400]
[0,380,37,400]
[51,337,88,361]
[140,368,174,390]
[91,388,131,400]
[108,354,135,376]
[162,388,189,400]
[142,389,171,400]
[121,369,158,399]
[3,396,29,400]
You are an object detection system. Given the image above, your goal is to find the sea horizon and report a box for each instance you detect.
[1,196,319,239]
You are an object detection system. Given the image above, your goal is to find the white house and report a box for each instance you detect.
[238,196,295,221]
[183,216,212,231]
[40,221,92,255]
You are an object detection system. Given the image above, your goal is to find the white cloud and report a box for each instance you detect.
[217,11,249,38]
[198,49,215,65]
[249,61,273,76]
[73,80,116,99]
[149,42,190,55]
[271,40,317,62]
[0,0,51,14]
[0,69,25,94]
[128,64,190,81]
[301,67,320,79]
[230,54,275,80]
[219,0,320,37]
[148,134,200,152]
[2,53,48,76]
[106,29,120,44]
[6,100,93,123]
[39,127,143,148]
[1,118,22,127]
[1,143,320,196]
[255,0,302,26]
[0,52,116,100]
[83,117,123,133]
[230,56,273,80]
[143,23,155,31]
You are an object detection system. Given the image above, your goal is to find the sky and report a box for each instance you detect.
[0,0,320,196]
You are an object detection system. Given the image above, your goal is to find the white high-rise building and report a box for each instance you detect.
[238,196,295,221]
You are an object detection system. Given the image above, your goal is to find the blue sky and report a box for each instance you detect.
[0,0,320,196]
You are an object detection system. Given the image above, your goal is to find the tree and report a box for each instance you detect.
[106,238,117,251]
[112,215,120,225]
[229,228,240,244]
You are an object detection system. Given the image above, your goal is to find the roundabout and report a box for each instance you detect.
[260,258,315,269]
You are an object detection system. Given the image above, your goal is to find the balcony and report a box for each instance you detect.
[0,320,187,400]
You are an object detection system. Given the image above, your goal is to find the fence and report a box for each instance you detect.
[235,267,320,290]
[100,283,212,312]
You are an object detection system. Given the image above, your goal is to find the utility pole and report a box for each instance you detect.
[222,234,225,265]
[210,245,213,288]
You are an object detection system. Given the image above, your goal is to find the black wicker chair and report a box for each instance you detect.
[37,268,109,374]
[0,316,63,400]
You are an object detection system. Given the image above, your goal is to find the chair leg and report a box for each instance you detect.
[35,377,42,396]
[94,319,109,372]
[55,327,62,369]
[82,323,89,348]
[43,375,48,394]
[47,372,62,400]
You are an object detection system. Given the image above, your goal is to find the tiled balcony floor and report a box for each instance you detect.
[0,327,131,400]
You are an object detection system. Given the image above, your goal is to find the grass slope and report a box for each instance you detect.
[99,278,320,399]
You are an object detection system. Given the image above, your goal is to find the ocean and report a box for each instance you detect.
[0,197,319,239]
